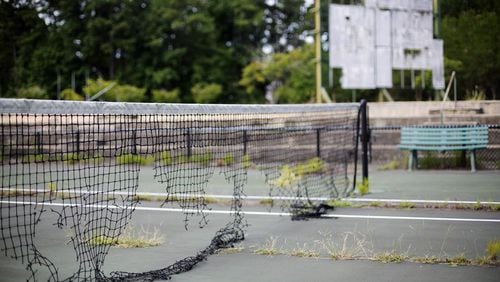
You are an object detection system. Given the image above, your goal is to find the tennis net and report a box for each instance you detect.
[0,98,364,281]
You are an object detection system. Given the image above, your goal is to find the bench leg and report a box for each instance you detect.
[409,150,417,171]
[470,150,476,172]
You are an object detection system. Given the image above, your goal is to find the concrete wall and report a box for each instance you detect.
[368,100,500,127]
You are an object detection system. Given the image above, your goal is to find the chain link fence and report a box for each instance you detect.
[368,124,500,170]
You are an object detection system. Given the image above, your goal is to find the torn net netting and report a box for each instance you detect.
[0,99,360,281]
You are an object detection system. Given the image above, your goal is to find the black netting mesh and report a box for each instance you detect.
[0,99,360,281]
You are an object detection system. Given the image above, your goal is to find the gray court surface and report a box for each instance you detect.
[1,169,499,281]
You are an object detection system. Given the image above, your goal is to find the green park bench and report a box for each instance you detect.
[398,125,489,172]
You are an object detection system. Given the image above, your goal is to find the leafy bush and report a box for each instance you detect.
[60,89,84,101]
[83,78,145,102]
[17,86,49,99]
[152,89,181,103]
[111,84,145,102]
[191,83,222,103]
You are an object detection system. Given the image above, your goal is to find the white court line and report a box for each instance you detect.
[2,188,500,206]
[2,200,500,223]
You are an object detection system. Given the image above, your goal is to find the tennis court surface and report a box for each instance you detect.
[1,99,499,281]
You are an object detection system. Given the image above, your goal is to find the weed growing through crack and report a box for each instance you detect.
[254,236,283,256]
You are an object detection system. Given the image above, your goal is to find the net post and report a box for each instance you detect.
[243,130,248,155]
[316,129,321,158]
[35,132,43,155]
[185,128,192,158]
[360,99,369,181]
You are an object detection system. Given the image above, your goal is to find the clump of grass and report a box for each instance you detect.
[159,151,172,165]
[259,198,274,206]
[88,226,163,248]
[47,182,57,192]
[378,160,400,171]
[22,154,49,163]
[217,245,245,255]
[62,153,81,164]
[326,199,352,208]
[115,154,154,165]
[369,202,383,208]
[131,194,155,202]
[487,240,500,260]
[294,157,324,176]
[254,237,282,256]
[412,255,439,264]
[88,235,118,246]
[242,154,252,169]
[317,231,372,260]
[222,153,234,166]
[445,253,470,266]
[289,243,320,258]
[399,202,416,209]
[0,189,36,198]
[270,165,300,189]
[202,196,218,204]
[356,177,369,196]
[91,155,104,165]
[190,152,213,165]
[374,251,408,263]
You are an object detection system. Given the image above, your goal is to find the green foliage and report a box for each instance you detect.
[191,83,223,104]
[60,89,84,101]
[115,154,154,166]
[152,89,181,103]
[442,6,500,100]
[240,44,315,103]
[84,79,145,102]
[356,178,369,196]
[17,86,49,99]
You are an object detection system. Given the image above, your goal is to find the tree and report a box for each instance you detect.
[441,1,500,99]
[240,44,315,103]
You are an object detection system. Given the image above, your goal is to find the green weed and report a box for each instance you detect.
[254,237,282,256]
[259,198,274,206]
[159,151,172,165]
[356,177,369,196]
[22,154,49,163]
[242,154,252,169]
[374,251,408,263]
[378,160,400,171]
[399,202,416,209]
[445,253,470,266]
[115,154,154,165]
[487,240,500,260]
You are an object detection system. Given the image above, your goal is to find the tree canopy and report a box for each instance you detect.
[0,0,497,102]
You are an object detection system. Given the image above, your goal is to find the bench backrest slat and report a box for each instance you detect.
[398,126,489,151]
